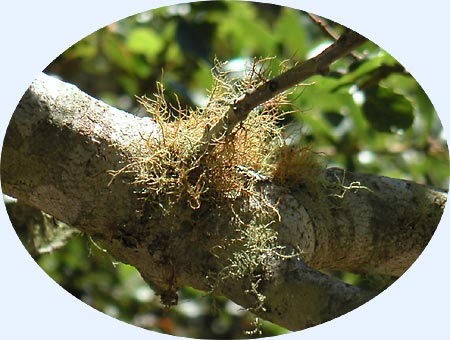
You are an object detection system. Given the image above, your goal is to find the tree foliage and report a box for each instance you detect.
[5,1,448,338]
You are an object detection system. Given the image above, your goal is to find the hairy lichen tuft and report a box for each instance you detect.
[110,59,325,314]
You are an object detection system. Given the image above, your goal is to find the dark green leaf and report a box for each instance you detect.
[323,111,345,126]
[362,85,414,132]
[175,18,216,64]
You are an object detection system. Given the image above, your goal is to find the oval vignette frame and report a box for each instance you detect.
[0,1,449,340]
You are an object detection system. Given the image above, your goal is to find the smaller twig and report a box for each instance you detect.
[197,29,367,158]
[308,13,340,41]
[307,13,363,60]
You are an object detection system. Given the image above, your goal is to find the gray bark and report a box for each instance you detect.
[1,73,446,330]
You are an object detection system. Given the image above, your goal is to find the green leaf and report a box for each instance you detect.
[215,1,276,56]
[273,8,308,59]
[126,27,164,59]
[175,18,216,63]
[362,85,414,132]
[102,33,135,72]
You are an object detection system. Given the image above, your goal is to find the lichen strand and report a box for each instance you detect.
[111,60,326,310]
[211,200,301,313]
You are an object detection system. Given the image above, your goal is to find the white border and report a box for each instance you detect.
[1,1,448,339]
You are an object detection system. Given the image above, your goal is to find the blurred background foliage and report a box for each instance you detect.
[6,0,448,338]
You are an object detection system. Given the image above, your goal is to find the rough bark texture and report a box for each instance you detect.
[1,73,446,331]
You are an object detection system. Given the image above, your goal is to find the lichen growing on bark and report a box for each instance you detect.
[109,59,326,312]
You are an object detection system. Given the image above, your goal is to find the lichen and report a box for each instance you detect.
[109,59,326,313]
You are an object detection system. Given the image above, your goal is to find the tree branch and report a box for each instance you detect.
[1,73,157,231]
[308,13,341,41]
[199,29,367,155]
[1,73,445,331]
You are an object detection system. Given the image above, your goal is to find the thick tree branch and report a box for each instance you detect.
[1,74,445,331]
[295,168,446,276]
[1,73,155,231]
